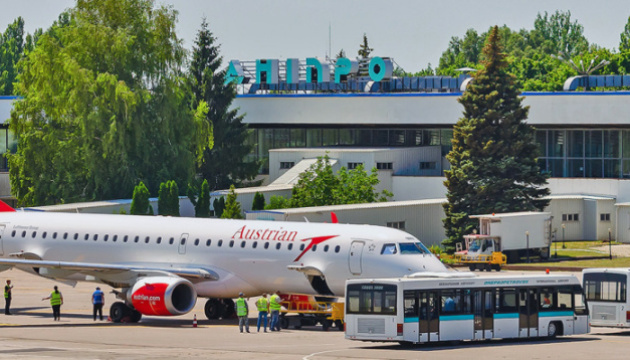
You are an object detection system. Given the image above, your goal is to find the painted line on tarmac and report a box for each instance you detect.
[303,349,348,360]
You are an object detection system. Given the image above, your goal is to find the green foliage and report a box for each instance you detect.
[158,180,180,216]
[289,154,391,208]
[213,197,225,218]
[252,192,265,211]
[0,17,25,95]
[443,26,550,254]
[196,180,211,217]
[357,33,373,76]
[336,49,346,59]
[130,182,152,215]
[221,185,243,219]
[7,0,211,206]
[621,16,630,52]
[264,195,290,210]
[188,19,258,191]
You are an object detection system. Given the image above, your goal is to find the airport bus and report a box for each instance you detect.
[345,273,589,344]
[583,268,630,328]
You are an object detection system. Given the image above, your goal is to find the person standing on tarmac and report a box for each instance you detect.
[4,279,13,315]
[92,287,105,321]
[235,292,250,333]
[269,291,282,331]
[256,293,269,332]
[42,285,63,321]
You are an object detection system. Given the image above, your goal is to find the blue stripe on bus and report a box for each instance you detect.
[539,311,574,317]
[404,317,419,323]
[439,314,474,321]
[494,313,519,319]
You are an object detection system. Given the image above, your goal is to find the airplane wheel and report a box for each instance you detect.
[129,310,142,323]
[222,299,235,318]
[205,299,221,320]
[110,302,129,323]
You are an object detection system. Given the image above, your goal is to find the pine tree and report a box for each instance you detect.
[252,192,265,211]
[195,179,211,217]
[221,185,243,219]
[357,33,373,76]
[158,180,180,216]
[213,197,225,218]
[130,182,152,215]
[189,19,259,191]
[442,26,550,253]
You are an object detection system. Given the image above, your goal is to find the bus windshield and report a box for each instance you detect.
[399,242,430,255]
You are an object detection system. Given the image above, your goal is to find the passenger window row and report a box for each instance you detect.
[9,230,342,253]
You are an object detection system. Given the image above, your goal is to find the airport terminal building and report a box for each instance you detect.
[4,57,630,244]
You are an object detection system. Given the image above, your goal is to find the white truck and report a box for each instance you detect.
[457,212,552,264]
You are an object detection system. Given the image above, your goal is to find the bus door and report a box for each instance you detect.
[473,289,494,340]
[519,288,539,337]
[348,241,365,275]
[418,291,439,342]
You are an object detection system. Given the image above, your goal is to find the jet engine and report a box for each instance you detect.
[128,276,197,316]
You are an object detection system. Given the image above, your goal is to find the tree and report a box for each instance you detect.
[8,0,211,206]
[529,10,589,56]
[442,26,550,253]
[0,17,25,95]
[130,182,152,215]
[221,185,243,219]
[621,16,630,52]
[188,19,258,191]
[158,180,180,216]
[213,197,225,218]
[264,195,290,210]
[289,154,391,208]
[357,33,373,76]
[335,49,346,59]
[195,179,211,217]
[252,192,265,211]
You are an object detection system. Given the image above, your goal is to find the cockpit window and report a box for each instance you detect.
[399,242,430,255]
[381,244,397,255]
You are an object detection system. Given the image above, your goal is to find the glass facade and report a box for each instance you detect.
[0,127,15,171]
[537,129,630,178]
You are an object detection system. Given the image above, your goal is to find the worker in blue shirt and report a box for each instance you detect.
[92,287,105,321]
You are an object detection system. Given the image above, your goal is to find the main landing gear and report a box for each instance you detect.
[110,301,142,323]
[204,298,235,320]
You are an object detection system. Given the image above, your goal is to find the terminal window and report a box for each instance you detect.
[376,162,393,170]
[600,213,611,221]
[387,221,405,230]
[562,213,580,222]
[348,162,363,170]
[280,162,294,169]
[419,161,437,170]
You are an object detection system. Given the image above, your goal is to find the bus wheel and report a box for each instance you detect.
[548,321,560,338]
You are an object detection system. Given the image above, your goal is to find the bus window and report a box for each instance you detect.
[348,290,360,313]
[346,284,397,314]
[540,287,557,310]
[404,291,418,318]
[496,288,517,313]
[441,290,458,313]
[584,272,627,302]
[573,285,588,316]
[557,286,573,310]
[381,244,397,255]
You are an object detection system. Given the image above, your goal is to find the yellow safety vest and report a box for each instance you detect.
[4,285,9,299]
[256,297,269,312]
[50,292,62,306]
[236,297,247,316]
[269,294,282,311]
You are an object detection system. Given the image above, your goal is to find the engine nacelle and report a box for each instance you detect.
[128,276,197,316]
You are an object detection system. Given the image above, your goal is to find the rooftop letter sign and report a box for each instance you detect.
[225,57,393,85]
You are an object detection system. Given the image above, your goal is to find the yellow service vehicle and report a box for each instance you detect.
[278,294,344,331]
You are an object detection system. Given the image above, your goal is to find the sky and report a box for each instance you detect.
[1,0,629,72]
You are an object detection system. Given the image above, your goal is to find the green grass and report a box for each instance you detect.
[530,257,630,268]
[551,240,619,250]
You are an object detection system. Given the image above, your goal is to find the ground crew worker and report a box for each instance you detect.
[4,279,12,315]
[269,290,282,331]
[235,292,250,333]
[42,285,63,321]
[256,293,269,332]
[92,287,105,320]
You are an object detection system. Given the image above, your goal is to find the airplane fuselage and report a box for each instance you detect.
[0,211,447,298]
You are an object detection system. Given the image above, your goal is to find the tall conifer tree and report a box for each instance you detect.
[188,19,259,191]
[442,26,550,253]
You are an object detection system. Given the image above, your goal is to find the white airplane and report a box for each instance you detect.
[0,201,447,322]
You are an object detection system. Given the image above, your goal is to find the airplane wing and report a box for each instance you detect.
[0,258,219,284]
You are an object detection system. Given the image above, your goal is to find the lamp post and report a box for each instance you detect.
[608,228,613,260]
[525,231,530,263]
[553,229,558,258]
[562,223,566,249]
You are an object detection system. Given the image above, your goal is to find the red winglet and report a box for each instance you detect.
[0,200,15,212]
[330,212,338,224]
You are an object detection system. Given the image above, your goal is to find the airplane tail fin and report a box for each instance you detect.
[0,200,16,212]
[330,212,338,224]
